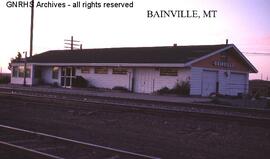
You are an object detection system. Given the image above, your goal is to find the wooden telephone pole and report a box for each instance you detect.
[23,51,28,86]
[30,0,34,57]
[64,36,82,50]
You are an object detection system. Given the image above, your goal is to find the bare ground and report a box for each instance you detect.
[0,95,270,159]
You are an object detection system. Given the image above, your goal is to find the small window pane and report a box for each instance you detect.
[66,68,71,76]
[19,66,24,77]
[26,68,31,78]
[66,77,71,87]
[61,77,65,86]
[72,67,75,76]
[12,66,18,77]
[52,67,59,79]
[61,68,65,76]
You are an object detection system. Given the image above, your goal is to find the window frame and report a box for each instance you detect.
[81,67,90,73]
[15,66,31,78]
[112,68,128,75]
[94,67,108,74]
[160,68,178,76]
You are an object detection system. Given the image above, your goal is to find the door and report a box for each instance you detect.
[61,67,75,88]
[202,70,218,96]
[228,73,247,96]
[134,68,155,93]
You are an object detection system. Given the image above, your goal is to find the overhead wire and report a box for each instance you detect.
[242,52,270,56]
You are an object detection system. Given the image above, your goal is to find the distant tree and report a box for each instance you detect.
[8,52,22,70]
[8,58,14,71]
[16,52,22,60]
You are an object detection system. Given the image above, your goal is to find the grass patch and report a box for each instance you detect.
[0,75,10,84]
[156,81,190,96]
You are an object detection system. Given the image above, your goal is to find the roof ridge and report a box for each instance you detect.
[44,44,231,52]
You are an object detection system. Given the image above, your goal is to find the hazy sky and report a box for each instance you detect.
[1,0,270,79]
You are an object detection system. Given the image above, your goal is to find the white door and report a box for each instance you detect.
[228,73,247,96]
[134,68,155,93]
[202,70,218,96]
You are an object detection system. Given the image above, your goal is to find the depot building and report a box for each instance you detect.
[10,44,257,96]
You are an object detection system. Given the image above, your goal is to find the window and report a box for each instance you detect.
[26,68,31,78]
[12,66,19,77]
[52,67,59,79]
[160,68,178,76]
[18,66,24,77]
[16,66,31,78]
[94,67,108,74]
[112,68,127,75]
[81,67,90,73]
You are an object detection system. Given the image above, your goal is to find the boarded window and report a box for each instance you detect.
[81,67,90,73]
[52,67,59,79]
[12,66,19,77]
[160,68,178,76]
[112,68,127,75]
[94,67,108,74]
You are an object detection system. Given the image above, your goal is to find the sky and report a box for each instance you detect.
[0,0,270,79]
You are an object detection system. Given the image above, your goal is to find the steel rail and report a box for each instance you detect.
[0,124,161,159]
[0,141,63,159]
[0,86,269,113]
[0,91,270,123]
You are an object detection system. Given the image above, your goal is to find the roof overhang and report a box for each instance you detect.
[11,44,258,73]
[14,63,186,68]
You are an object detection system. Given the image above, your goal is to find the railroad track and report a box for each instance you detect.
[0,87,270,121]
[0,124,160,159]
[1,87,270,159]
[1,92,270,131]
[0,86,269,113]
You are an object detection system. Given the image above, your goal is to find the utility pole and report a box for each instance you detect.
[23,51,28,86]
[64,36,81,50]
[30,0,34,57]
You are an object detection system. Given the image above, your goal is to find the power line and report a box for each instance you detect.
[243,52,270,56]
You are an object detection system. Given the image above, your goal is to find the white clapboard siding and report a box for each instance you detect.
[10,65,34,86]
[190,67,203,95]
[76,68,133,90]
[228,72,248,96]
[201,70,218,96]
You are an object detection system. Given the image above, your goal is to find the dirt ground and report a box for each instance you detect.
[1,95,270,159]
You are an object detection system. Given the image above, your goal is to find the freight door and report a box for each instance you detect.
[228,73,247,96]
[134,68,156,93]
[202,70,218,96]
